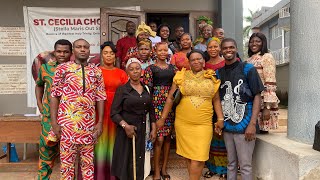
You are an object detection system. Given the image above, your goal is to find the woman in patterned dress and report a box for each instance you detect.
[247,32,280,133]
[143,42,177,180]
[203,37,228,178]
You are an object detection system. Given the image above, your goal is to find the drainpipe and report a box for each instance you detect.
[281,29,285,63]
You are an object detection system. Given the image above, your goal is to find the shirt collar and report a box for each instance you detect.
[125,81,148,92]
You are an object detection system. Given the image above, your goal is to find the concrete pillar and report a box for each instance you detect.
[288,0,320,144]
[220,0,243,58]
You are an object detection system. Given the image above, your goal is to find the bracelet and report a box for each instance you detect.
[217,118,224,121]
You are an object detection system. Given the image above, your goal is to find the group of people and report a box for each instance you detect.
[35,18,279,180]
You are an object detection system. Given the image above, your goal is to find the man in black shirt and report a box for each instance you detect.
[215,38,264,180]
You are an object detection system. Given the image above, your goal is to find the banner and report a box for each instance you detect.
[23,7,100,107]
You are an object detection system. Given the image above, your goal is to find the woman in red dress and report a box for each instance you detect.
[94,41,128,180]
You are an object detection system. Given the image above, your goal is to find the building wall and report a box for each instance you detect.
[0,0,219,114]
[276,64,289,95]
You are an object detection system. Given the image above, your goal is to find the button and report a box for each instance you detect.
[144,103,146,105]
[143,121,145,124]
[139,156,142,159]
[140,95,142,98]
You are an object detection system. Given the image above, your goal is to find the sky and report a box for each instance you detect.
[243,0,282,17]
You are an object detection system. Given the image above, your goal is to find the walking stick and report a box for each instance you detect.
[132,135,136,180]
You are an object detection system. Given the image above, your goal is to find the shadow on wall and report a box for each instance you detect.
[276,90,288,107]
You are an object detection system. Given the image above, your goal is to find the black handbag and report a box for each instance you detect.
[172,88,182,110]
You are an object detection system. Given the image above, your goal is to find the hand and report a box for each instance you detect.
[38,107,43,114]
[51,122,61,140]
[214,121,224,135]
[245,123,256,141]
[156,118,165,129]
[262,108,271,121]
[124,125,137,138]
[93,122,103,140]
[150,129,157,143]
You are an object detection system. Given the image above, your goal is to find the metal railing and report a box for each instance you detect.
[270,47,290,65]
[279,7,290,18]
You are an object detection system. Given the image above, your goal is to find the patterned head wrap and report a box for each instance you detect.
[207,37,221,45]
[135,22,156,38]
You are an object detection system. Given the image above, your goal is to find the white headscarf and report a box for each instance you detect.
[126,58,142,69]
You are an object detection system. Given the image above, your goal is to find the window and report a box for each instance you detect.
[270,25,282,39]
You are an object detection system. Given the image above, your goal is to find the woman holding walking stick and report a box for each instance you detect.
[111,58,157,180]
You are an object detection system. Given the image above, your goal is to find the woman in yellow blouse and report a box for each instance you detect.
[247,32,280,133]
[157,49,224,180]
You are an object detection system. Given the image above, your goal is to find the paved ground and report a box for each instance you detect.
[0,109,287,180]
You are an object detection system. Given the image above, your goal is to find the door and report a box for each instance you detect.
[100,8,145,46]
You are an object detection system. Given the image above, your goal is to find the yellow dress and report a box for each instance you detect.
[174,68,220,161]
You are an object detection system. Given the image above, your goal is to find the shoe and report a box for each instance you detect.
[203,170,215,178]
[160,171,171,180]
[219,174,227,179]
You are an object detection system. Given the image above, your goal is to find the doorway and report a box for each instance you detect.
[146,13,189,41]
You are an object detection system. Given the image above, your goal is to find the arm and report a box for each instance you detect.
[50,65,65,138]
[245,66,264,140]
[94,100,105,139]
[213,92,225,135]
[116,40,122,68]
[156,83,178,128]
[35,66,45,113]
[245,93,261,141]
[148,89,157,142]
[35,85,44,113]
[110,86,136,138]
[50,96,61,139]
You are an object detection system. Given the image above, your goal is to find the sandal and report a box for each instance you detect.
[160,171,171,180]
[203,170,215,178]
[219,174,227,179]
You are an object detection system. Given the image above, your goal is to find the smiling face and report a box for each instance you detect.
[102,46,115,66]
[221,41,237,62]
[189,52,205,73]
[180,34,192,50]
[54,44,72,64]
[159,26,170,40]
[214,28,225,41]
[155,43,169,61]
[249,36,263,54]
[126,62,142,81]
[207,40,221,58]
[202,25,213,39]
